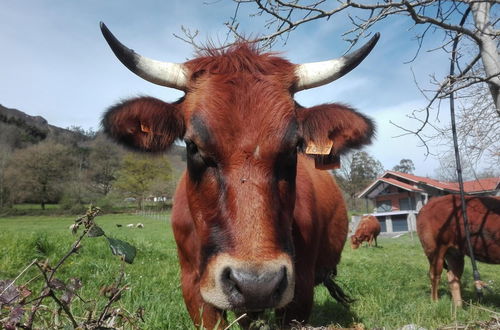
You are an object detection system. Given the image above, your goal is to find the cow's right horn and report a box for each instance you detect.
[294,33,380,92]
[100,22,188,91]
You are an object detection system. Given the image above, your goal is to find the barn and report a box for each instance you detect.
[356,171,500,233]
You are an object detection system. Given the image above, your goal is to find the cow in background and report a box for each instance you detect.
[351,215,381,249]
[417,194,500,307]
[99,22,379,328]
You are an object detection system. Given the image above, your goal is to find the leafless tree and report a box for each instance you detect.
[434,150,475,181]
[215,1,499,111]
[434,82,500,180]
[178,0,499,171]
[5,142,75,209]
[445,79,499,170]
[0,144,12,208]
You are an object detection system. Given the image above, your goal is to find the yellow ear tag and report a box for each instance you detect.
[140,123,152,133]
[305,140,333,155]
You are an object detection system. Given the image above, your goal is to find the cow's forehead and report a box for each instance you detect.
[180,45,300,157]
[183,72,297,152]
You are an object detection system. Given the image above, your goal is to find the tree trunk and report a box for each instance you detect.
[41,184,47,210]
[0,179,3,208]
[471,2,500,114]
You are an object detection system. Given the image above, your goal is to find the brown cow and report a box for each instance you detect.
[99,22,379,328]
[417,194,500,307]
[351,215,381,249]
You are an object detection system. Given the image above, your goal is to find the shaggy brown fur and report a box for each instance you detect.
[417,195,500,307]
[103,43,375,328]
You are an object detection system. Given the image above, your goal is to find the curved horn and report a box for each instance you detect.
[100,22,188,91]
[294,33,380,92]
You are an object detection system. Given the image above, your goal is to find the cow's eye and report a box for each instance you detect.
[185,139,216,168]
[185,139,199,156]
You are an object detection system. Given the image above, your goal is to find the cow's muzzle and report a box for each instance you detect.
[200,253,295,311]
[221,265,288,311]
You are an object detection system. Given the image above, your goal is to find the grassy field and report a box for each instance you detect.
[12,203,61,210]
[0,214,499,329]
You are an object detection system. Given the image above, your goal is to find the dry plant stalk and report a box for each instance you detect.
[0,205,142,329]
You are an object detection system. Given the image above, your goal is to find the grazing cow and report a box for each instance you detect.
[417,194,500,307]
[136,223,144,229]
[99,22,378,328]
[351,215,381,249]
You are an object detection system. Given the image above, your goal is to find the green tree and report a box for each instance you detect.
[6,141,75,209]
[0,144,12,208]
[87,135,123,196]
[57,134,122,212]
[392,159,415,174]
[114,153,173,208]
[334,151,384,210]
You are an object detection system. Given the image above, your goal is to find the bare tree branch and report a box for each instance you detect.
[199,0,499,164]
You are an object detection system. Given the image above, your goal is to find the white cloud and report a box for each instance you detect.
[365,100,449,176]
[0,0,477,176]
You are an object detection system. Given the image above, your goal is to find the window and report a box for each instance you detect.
[377,200,392,212]
[378,218,387,232]
[399,198,410,210]
[392,214,409,232]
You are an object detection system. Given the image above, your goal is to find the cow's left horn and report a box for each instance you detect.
[294,33,380,92]
[100,22,188,91]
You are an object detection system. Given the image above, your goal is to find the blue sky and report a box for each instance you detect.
[0,1,453,176]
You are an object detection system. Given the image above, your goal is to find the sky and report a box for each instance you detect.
[0,0,456,177]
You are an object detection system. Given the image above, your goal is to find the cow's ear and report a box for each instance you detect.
[297,103,375,169]
[102,96,185,152]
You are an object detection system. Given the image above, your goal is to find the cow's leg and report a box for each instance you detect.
[368,235,374,247]
[374,236,378,247]
[179,262,226,329]
[428,247,446,302]
[445,248,465,307]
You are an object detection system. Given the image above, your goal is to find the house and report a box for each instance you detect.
[356,171,500,233]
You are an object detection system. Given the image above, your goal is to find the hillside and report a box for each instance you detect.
[0,103,187,175]
[0,104,80,149]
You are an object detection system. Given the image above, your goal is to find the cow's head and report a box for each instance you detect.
[350,235,363,249]
[100,23,377,312]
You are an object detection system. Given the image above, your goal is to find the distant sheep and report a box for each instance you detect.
[136,223,144,228]
[127,224,134,228]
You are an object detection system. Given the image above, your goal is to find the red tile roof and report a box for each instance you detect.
[379,177,423,192]
[384,171,455,190]
[358,171,499,198]
[384,171,499,193]
[461,177,500,193]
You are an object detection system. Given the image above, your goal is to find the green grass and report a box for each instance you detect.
[1,215,499,329]
[0,213,190,329]
[312,235,500,328]
[12,203,60,210]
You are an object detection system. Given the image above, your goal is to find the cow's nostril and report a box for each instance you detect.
[273,266,287,299]
[222,267,242,295]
